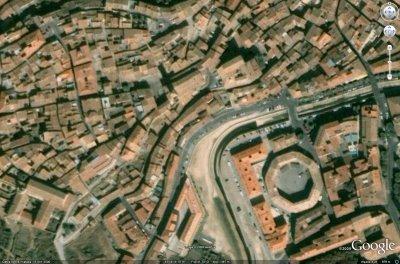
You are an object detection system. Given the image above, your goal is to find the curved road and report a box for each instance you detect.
[163,79,377,261]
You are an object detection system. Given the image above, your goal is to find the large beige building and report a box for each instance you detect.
[264,150,323,213]
[8,179,76,230]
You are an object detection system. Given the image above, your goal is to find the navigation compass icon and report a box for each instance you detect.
[381,2,399,21]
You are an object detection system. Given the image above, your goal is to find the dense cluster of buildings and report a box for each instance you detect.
[0,0,399,261]
[317,105,386,218]
[228,103,398,260]
[293,211,400,261]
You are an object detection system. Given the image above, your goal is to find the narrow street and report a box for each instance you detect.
[336,0,400,232]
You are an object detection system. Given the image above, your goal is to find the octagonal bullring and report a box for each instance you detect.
[264,151,323,213]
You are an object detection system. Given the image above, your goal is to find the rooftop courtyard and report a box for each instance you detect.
[264,150,323,213]
[276,162,314,203]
